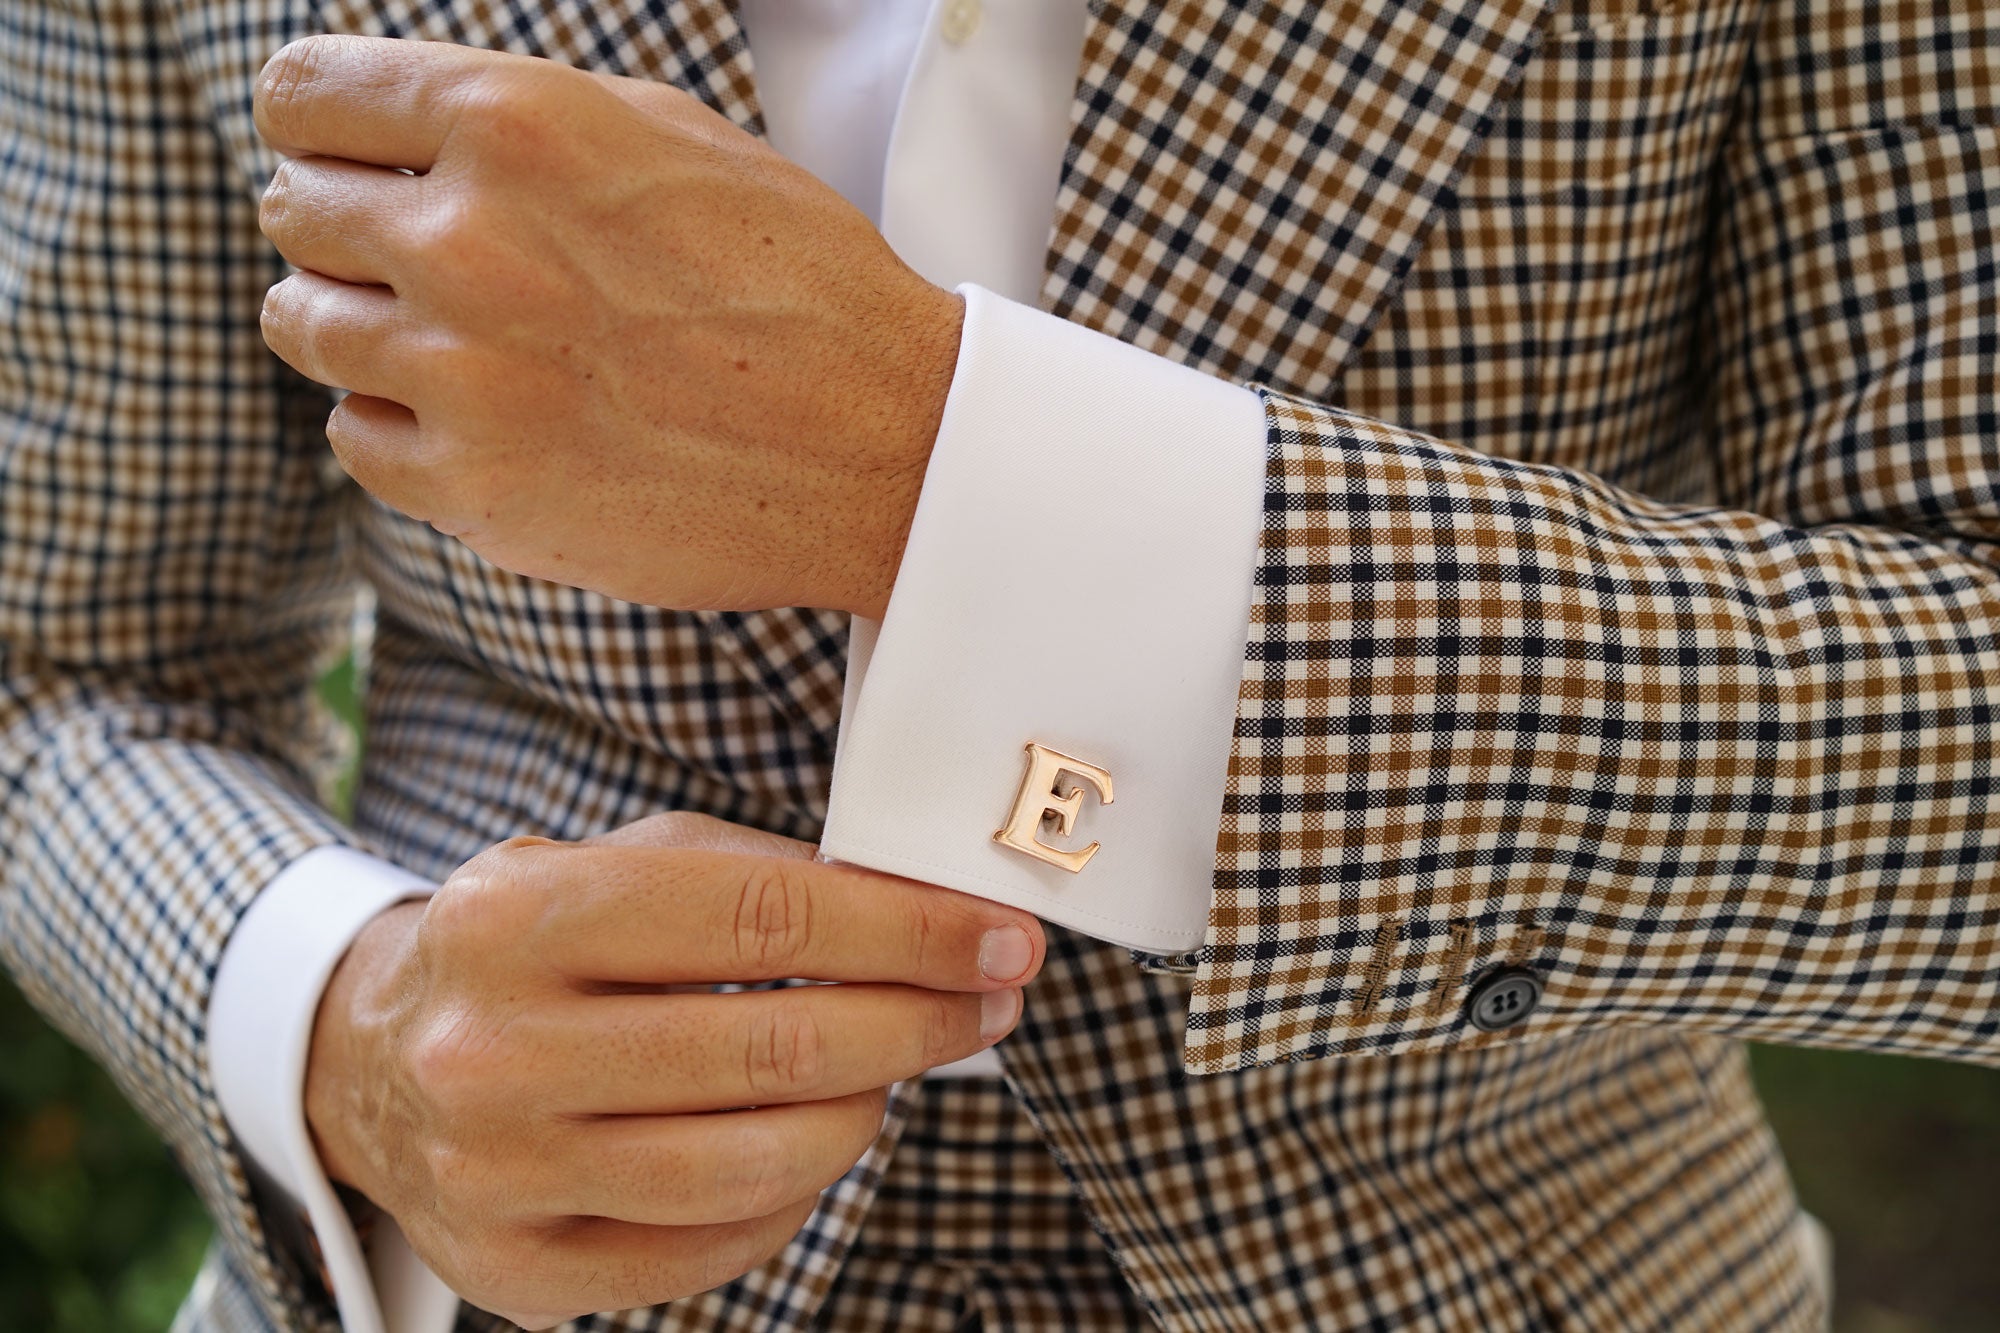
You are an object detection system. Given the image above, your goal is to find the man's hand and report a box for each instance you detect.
[253,35,963,619]
[304,813,1040,1328]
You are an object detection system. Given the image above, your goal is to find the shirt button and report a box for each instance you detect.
[939,0,982,45]
[1465,967,1543,1032]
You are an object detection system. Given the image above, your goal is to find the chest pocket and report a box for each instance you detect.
[1461,0,1744,204]
[1339,0,1755,493]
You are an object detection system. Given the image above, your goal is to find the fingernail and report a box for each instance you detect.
[978,924,1034,982]
[980,988,1022,1043]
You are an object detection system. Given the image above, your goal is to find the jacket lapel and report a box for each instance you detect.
[1043,0,1560,397]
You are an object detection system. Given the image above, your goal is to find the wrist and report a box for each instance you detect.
[304,899,425,1196]
[848,284,963,621]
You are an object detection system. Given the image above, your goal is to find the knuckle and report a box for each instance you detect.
[258,160,297,236]
[408,426,485,504]
[257,36,332,130]
[257,296,285,351]
[454,68,563,157]
[421,897,509,974]
[415,333,475,388]
[410,208,547,333]
[419,1135,485,1209]
[294,306,349,372]
[407,1009,510,1115]
[321,396,372,467]
[434,838,560,938]
[731,862,814,975]
[419,878,486,951]
[451,1225,554,1315]
[642,811,718,846]
[430,256,523,346]
[409,201,483,274]
[481,832,547,867]
[259,274,304,333]
[261,290,340,380]
[418,343,505,434]
[325,403,443,520]
[268,307,353,390]
[743,1002,823,1100]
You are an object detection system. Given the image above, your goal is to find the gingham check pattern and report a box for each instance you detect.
[803,1078,1157,1332]
[1184,0,2000,1074]
[4,0,1992,1328]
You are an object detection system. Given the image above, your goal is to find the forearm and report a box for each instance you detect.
[0,8,377,1319]
[0,660,359,1323]
[1193,389,2000,1071]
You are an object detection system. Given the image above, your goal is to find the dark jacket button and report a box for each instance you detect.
[1465,967,1543,1032]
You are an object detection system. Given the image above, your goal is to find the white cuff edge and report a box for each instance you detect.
[208,844,435,1333]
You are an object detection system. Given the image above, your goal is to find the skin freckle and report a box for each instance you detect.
[734,359,749,372]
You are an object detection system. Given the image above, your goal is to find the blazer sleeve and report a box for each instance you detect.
[0,6,359,1325]
[1187,0,2000,1073]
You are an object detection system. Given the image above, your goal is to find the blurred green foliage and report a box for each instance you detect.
[2,656,1995,1331]
[0,981,213,1333]
[1755,1045,2000,1332]
[0,655,363,1333]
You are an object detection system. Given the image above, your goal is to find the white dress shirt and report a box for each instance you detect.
[206,2,1265,1328]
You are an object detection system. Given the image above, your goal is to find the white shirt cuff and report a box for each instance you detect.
[823,284,1266,954]
[208,844,457,1333]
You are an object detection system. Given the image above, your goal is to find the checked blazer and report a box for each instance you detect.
[5,0,2000,1327]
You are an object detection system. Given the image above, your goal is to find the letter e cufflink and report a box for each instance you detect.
[994,743,1114,873]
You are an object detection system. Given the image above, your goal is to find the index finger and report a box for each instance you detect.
[254,34,514,168]
[534,844,1046,992]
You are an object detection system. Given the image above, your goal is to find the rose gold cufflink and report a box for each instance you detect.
[994,743,1114,873]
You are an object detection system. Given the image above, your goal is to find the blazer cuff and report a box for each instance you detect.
[821,284,1264,953]
[208,845,444,1333]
